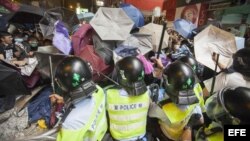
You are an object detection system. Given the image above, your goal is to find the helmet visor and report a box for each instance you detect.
[205,91,240,125]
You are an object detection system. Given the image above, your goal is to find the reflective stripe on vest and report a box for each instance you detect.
[106,89,150,140]
[162,83,204,124]
[57,85,107,141]
[194,83,205,112]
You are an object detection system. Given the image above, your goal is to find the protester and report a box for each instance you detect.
[0,31,20,61]
[203,48,250,94]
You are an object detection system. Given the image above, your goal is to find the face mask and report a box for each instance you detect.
[14,38,23,43]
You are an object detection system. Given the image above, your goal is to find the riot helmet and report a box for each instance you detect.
[55,56,97,100]
[163,61,198,105]
[178,56,198,74]
[116,56,147,96]
[206,87,250,125]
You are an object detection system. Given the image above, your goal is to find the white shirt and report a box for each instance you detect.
[62,97,96,131]
[204,72,250,93]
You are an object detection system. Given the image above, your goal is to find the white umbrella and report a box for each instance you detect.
[194,25,237,72]
[117,33,153,55]
[139,23,169,52]
[90,7,134,41]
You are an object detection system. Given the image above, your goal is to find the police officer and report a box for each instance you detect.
[149,61,205,141]
[53,56,107,141]
[196,87,250,141]
[105,56,151,141]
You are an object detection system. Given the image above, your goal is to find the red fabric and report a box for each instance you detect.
[72,24,94,56]
[22,69,40,89]
[72,24,113,82]
[78,45,113,82]
[0,0,20,12]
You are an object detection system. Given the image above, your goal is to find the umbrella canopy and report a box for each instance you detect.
[90,7,134,41]
[194,25,237,72]
[39,7,79,39]
[173,18,196,39]
[0,62,30,96]
[35,46,67,79]
[93,33,116,65]
[7,4,44,24]
[117,33,153,55]
[77,45,112,82]
[120,3,144,29]
[139,23,169,51]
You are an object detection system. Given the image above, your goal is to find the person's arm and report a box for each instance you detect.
[151,57,164,79]
[180,126,192,141]
[180,113,203,141]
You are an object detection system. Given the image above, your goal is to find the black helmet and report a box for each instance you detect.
[55,56,96,100]
[206,87,250,125]
[178,56,198,73]
[163,61,197,105]
[233,48,250,78]
[223,87,250,124]
[116,56,147,96]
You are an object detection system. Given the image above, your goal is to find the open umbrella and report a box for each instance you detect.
[35,46,67,79]
[92,33,116,65]
[120,3,144,29]
[90,7,134,41]
[173,18,196,39]
[194,25,237,72]
[139,23,169,51]
[77,45,113,82]
[0,62,30,96]
[8,4,44,24]
[117,33,153,55]
[39,7,79,39]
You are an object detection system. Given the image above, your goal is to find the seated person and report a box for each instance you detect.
[0,31,20,61]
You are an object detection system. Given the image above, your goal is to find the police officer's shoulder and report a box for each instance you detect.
[103,85,120,92]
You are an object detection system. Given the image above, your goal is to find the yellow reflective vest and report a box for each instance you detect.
[106,88,150,140]
[160,83,205,140]
[196,122,223,141]
[57,86,107,141]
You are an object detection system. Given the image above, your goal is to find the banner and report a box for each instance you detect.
[198,3,208,26]
[175,3,201,26]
